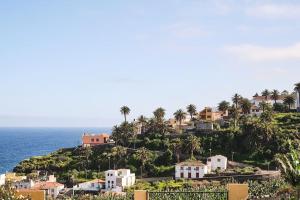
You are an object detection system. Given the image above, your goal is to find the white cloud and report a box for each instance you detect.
[167,23,208,38]
[224,42,300,61]
[246,4,300,18]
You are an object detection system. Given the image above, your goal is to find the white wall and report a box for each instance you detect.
[0,174,5,186]
[175,165,208,179]
[105,169,135,191]
[207,155,227,171]
[73,181,103,191]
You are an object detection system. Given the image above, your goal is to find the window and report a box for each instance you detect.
[208,158,211,161]
[180,172,184,178]
[196,173,199,178]
[188,172,191,178]
[96,138,99,142]
[91,138,94,142]
[217,158,221,162]
[180,167,184,170]
[91,183,95,187]
[195,167,199,170]
[187,167,191,170]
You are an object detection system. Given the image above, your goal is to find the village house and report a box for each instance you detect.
[82,133,111,147]
[33,181,64,199]
[73,179,105,193]
[296,89,300,112]
[207,155,228,172]
[251,93,297,109]
[175,161,208,179]
[13,179,35,189]
[199,107,225,122]
[0,174,5,186]
[105,169,135,192]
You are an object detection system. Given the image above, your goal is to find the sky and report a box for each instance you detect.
[0,0,299,127]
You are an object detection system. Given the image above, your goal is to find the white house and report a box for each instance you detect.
[207,155,227,172]
[175,161,208,179]
[105,169,135,192]
[0,174,5,186]
[73,179,105,192]
[33,182,64,199]
[12,179,35,189]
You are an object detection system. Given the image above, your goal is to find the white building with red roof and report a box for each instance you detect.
[33,181,64,199]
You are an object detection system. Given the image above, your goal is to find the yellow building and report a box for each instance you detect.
[199,107,223,121]
[17,189,45,200]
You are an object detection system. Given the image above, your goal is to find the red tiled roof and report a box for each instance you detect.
[33,182,64,189]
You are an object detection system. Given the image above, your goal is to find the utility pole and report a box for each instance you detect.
[231,152,235,162]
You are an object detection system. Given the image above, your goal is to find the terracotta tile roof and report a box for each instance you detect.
[33,182,64,189]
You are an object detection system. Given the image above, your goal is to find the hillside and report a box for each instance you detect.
[13,113,300,185]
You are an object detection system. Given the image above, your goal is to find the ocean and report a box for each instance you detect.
[0,127,111,174]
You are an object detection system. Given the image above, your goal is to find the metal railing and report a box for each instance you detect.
[148,191,228,200]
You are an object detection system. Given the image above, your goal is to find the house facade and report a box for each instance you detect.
[175,161,208,179]
[73,179,105,192]
[105,169,135,192]
[199,107,223,122]
[33,182,64,199]
[207,155,227,171]
[296,89,300,112]
[13,179,35,189]
[0,174,5,186]
[82,133,110,147]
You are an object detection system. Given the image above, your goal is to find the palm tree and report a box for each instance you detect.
[232,94,242,108]
[284,95,296,111]
[271,89,280,104]
[262,89,270,100]
[111,146,127,169]
[186,104,197,120]
[275,141,300,187]
[218,101,230,113]
[120,106,130,122]
[295,82,300,112]
[240,98,252,115]
[170,138,182,163]
[259,101,269,113]
[137,115,147,134]
[174,109,187,131]
[281,90,289,96]
[153,107,166,122]
[135,147,152,179]
[185,135,201,159]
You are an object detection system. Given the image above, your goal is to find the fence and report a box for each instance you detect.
[148,191,228,200]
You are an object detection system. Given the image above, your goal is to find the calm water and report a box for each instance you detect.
[0,127,111,174]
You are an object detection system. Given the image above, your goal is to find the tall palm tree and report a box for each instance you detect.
[232,94,242,108]
[170,138,182,163]
[174,109,187,130]
[295,82,300,112]
[185,135,201,159]
[240,98,252,115]
[218,101,230,113]
[186,104,197,120]
[135,147,152,179]
[281,90,289,96]
[153,107,165,122]
[120,106,130,122]
[271,89,280,104]
[284,95,296,111]
[262,89,270,100]
[137,115,147,134]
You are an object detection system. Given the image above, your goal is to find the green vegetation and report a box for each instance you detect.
[12,85,300,196]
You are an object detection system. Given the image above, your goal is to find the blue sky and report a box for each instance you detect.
[0,0,299,127]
